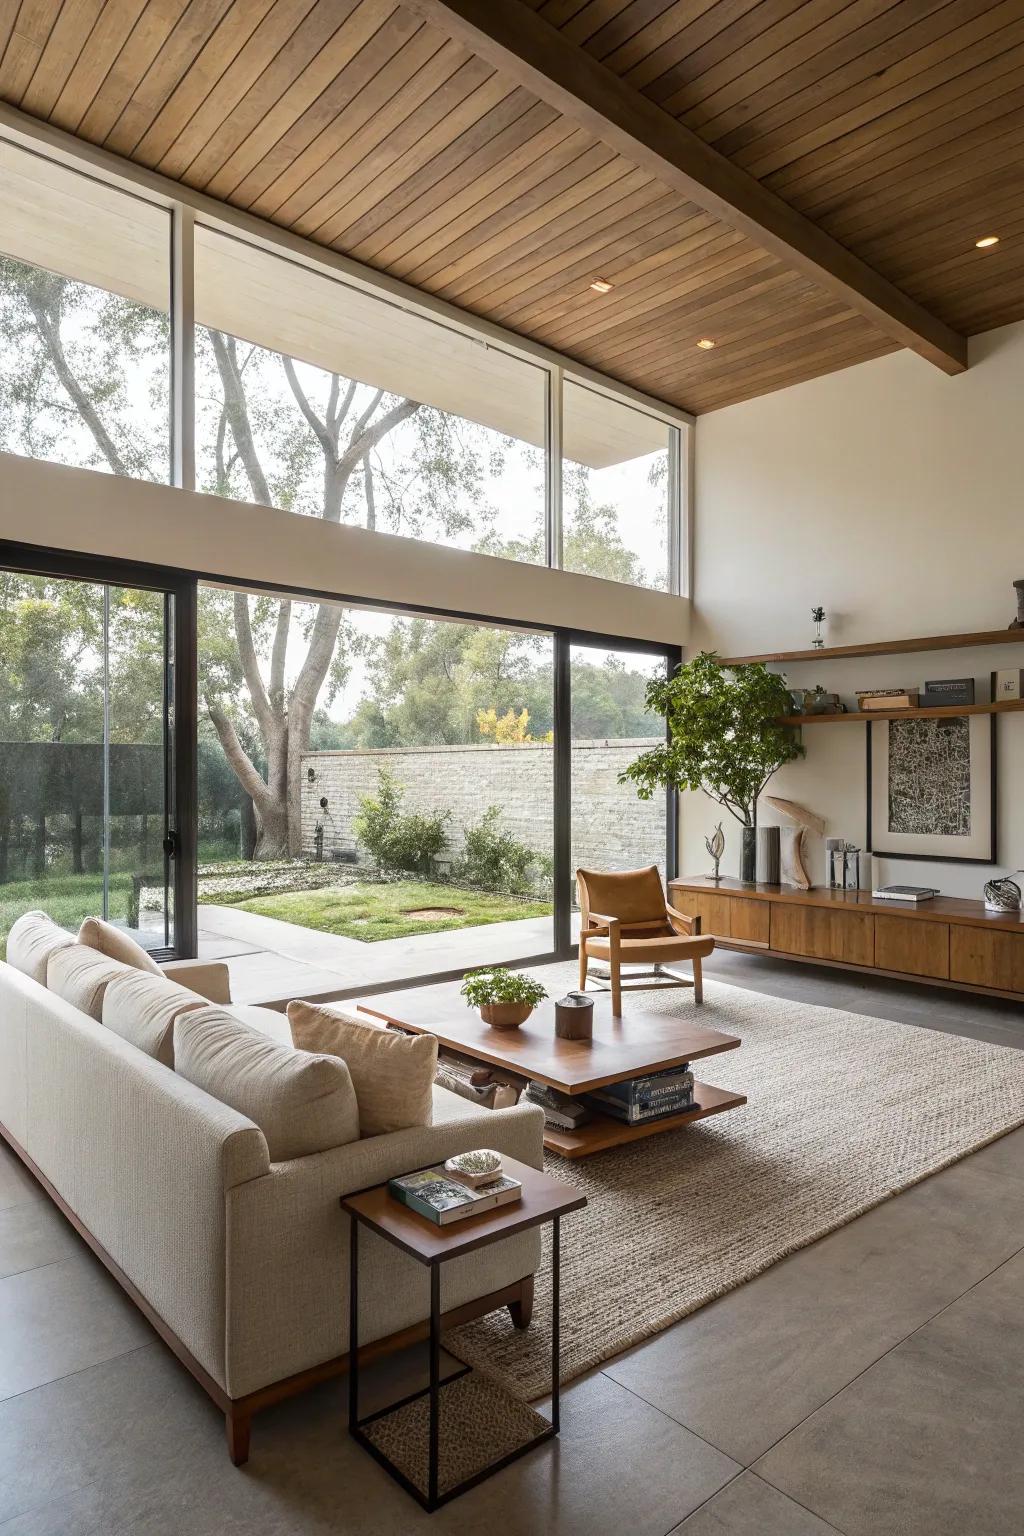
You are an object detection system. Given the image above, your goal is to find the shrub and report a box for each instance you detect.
[460,967,548,1009]
[354,768,451,877]
[459,805,551,895]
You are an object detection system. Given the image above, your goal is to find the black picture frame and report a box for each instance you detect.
[865,714,997,865]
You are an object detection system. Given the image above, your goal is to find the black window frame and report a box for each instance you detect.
[0,541,679,988]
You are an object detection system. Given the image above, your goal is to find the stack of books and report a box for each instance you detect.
[583,1064,697,1125]
[856,687,919,711]
[388,1165,522,1226]
[523,1080,592,1131]
[871,885,939,903]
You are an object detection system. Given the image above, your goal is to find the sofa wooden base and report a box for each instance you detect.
[0,1120,534,1466]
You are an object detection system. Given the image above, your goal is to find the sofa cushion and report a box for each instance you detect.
[47,944,134,1021]
[174,1007,359,1161]
[78,916,162,975]
[287,1000,437,1138]
[102,969,207,1068]
[224,1003,293,1046]
[6,911,75,987]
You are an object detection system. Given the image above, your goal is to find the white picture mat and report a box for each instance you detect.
[869,714,993,860]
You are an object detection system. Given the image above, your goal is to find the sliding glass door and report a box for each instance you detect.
[565,640,673,919]
[0,549,195,958]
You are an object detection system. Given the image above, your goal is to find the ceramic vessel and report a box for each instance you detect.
[479,1001,533,1030]
[554,991,594,1040]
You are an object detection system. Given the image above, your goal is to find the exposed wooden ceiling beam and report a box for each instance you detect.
[406,0,968,376]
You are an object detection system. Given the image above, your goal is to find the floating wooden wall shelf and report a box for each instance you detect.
[718,628,1024,666]
[783,700,1024,726]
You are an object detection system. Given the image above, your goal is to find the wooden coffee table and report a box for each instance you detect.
[358,982,745,1158]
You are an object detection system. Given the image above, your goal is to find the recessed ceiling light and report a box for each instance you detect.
[976,235,1000,248]
[589,278,613,293]
[696,337,716,350]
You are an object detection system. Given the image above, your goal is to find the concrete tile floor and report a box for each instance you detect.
[1,952,1022,1535]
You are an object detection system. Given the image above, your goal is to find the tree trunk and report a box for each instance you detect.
[72,812,84,874]
[253,798,290,860]
[34,815,46,878]
[240,797,258,861]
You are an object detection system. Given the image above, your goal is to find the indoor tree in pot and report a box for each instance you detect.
[619,651,804,882]
[460,967,548,1030]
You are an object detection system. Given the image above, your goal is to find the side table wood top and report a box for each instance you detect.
[341,1156,586,1266]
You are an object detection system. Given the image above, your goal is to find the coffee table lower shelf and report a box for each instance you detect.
[543,1080,747,1158]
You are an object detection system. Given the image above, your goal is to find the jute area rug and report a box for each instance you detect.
[448,964,1024,1400]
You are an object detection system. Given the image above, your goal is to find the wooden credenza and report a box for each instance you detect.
[670,877,1024,1003]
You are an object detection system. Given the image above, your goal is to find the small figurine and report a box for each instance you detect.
[1010,579,1024,630]
[811,606,826,649]
[705,822,725,882]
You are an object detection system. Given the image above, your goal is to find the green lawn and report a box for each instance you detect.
[233,881,552,943]
[0,871,136,959]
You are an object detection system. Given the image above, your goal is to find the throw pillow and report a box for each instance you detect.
[102,969,207,1068]
[287,1000,437,1137]
[174,1007,359,1160]
[78,916,162,975]
[6,911,75,987]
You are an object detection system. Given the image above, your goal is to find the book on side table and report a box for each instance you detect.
[388,1166,523,1226]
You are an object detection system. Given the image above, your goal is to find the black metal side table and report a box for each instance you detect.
[341,1155,586,1512]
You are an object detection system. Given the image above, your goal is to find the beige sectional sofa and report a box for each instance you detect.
[0,914,544,1463]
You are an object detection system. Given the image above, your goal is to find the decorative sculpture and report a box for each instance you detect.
[705,822,725,882]
[1011,579,1024,630]
[984,872,1023,912]
[811,606,826,649]
[764,796,825,890]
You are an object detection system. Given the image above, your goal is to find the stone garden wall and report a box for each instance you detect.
[300,740,666,876]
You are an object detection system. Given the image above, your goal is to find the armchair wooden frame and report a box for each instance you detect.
[576,866,715,1015]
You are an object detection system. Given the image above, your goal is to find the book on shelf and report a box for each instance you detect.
[388,1166,522,1226]
[857,690,919,710]
[523,1081,591,1130]
[922,677,975,707]
[871,885,940,903]
[583,1087,699,1125]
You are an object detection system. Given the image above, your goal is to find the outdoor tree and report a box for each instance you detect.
[0,256,507,857]
[0,251,666,864]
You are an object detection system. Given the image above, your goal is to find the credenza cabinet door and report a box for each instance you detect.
[770,904,874,966]
[874,915,950,979]
[677,893,769,945]
[950,926,1024,992]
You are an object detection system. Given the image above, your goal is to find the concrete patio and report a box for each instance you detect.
[197,903,564,1006]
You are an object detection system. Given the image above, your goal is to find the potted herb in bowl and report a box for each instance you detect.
[460,967,548,1030]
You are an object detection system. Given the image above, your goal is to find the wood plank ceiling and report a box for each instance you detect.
[1,0,1022,414]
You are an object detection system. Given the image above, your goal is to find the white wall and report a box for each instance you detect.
[686,320,1024,898]
[0,451,689,647]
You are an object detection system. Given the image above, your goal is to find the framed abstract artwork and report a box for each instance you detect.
[865,714,997,864]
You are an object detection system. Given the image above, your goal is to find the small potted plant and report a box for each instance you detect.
[460,967,548,1030]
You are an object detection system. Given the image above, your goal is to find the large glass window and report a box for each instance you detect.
[193,229,546,561]
[0,141,171,480]
[0,571,177,955]
[570,643,669,904]
[197,583,554,996]
[562,381,674,591]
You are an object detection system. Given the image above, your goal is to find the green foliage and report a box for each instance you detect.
[460,967,548,1009]
[459,805,551,895]
[353,767,451,876]
[620,652,804,825]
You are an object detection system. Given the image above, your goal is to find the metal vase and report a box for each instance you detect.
[756,825,781,885]
[740,823,757,883]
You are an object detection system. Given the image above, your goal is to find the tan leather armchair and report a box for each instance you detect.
[576,865,715,1015]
